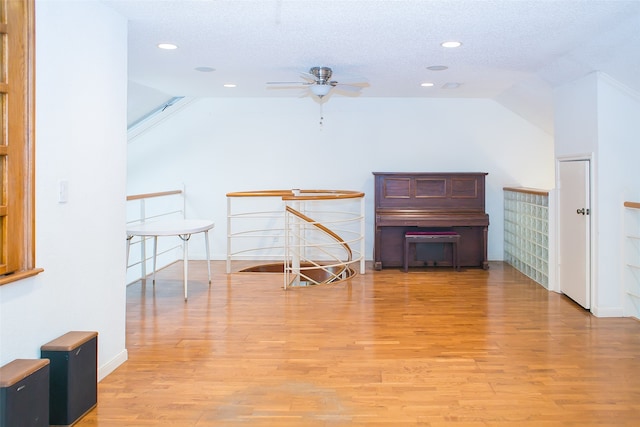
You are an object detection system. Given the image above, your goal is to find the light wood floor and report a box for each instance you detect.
[79,261,640,426]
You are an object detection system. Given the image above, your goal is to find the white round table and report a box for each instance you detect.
[126,219,215,301]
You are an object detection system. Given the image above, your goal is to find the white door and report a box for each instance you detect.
[558,160,591,309]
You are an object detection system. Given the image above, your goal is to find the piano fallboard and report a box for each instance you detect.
[373,172,489,270]
[376,211,490,228]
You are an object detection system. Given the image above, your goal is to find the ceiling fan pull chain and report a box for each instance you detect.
[319,103,324,129]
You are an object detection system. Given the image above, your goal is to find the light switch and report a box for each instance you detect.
[58,180,68,203]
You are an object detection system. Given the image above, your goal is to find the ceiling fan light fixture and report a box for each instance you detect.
[310,84,331,97]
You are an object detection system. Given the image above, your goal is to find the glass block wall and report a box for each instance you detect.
[504,188,549,288]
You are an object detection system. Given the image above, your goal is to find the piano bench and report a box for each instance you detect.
[403,231,460,272]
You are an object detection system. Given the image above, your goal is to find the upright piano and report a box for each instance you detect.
[373,172,489,270]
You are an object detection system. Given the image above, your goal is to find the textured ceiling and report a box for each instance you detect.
[103,0,640,132]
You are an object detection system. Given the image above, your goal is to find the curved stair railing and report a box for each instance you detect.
[226,189,365,288]
[284,205,353,288]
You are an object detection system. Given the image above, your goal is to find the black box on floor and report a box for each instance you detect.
[41,331,98,426]
[0,358,50,427]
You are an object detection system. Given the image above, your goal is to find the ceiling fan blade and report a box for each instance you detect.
[334,85,361,93]
[329,81,369,94]
[299,73,317,82]
[266,81,311,85]
[334,81,370,88]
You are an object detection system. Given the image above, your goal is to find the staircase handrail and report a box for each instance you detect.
[285,205,352,261]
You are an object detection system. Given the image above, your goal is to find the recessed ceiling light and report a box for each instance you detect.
[427,65,448,71]
[157,43,178,50]
[421,82,435,87]
[441,41,462,48]
[442,82,461,89]
[223,84,237,88]
[194,66,215,72]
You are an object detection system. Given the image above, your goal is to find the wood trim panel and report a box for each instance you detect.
[226,189,364,201]
[126,189,183,201]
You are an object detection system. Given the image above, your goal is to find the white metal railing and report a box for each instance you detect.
[226,190,365,288]
[126,186,185,284]
[624,201,640,318]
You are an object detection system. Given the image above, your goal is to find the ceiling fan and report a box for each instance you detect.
[266,67,368,99]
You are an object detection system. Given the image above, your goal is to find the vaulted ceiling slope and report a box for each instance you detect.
[105,0,640,134]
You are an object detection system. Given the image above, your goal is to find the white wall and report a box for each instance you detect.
[554,72,640,317]
[597,75,640,317]
[553,73,599,157]
[127,97,554,262]
[0,0,129,379]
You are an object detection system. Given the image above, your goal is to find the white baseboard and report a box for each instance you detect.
[591,305,625,318]
[98,348,128,382]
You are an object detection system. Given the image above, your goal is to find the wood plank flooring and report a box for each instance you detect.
[78,261,640,426]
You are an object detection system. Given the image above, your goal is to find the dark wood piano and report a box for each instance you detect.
[373,172,489,270]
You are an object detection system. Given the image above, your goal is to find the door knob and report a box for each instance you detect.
[576,208,585,215]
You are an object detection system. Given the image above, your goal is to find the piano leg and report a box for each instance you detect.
[374,227,383,270]
[482,226,489,270]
